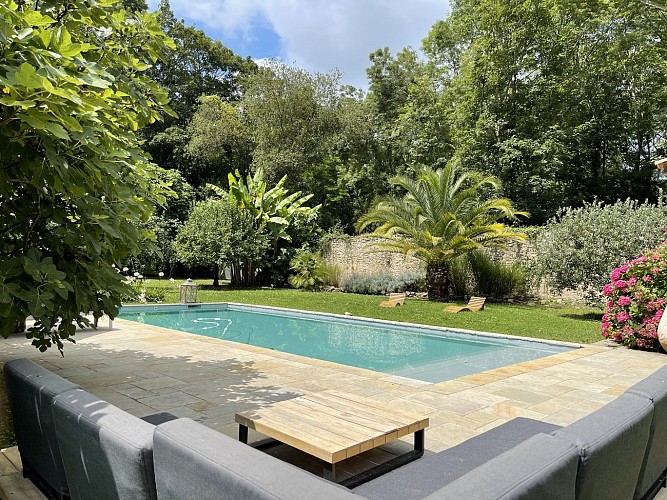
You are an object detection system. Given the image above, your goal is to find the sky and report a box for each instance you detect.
[147,0,450,89]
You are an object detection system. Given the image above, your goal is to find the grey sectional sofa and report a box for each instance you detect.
[4,359,172,500]
[4,358,667,500]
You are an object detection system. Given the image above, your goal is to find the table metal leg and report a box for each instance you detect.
[323,462,336,482]
[415,429,424,453]
[239,424,248,444]
[339,429,426,489]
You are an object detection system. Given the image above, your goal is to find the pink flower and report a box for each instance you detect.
[628,277,637,286]
[603,284,614,296]
[610,269,622,281]
[616,312,630,322]
[615,280,628,289]
[617,296,632,306]
[643,275,652,282]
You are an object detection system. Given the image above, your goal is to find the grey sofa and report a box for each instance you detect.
[4,359,81,500]
[4,359,173,500]
[152,365,667,500]
[5,358,667,500]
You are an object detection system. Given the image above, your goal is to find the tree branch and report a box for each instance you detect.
[638,0,667,12]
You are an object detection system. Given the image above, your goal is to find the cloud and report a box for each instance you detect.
[153,0,449,88]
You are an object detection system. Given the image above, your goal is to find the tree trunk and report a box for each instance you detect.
[213,263,220,287]
[426,262,451,301]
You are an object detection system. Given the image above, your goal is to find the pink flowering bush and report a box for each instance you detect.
[601,241,667,350]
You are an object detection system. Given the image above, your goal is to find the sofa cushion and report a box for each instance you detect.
[552,392,653,500]
[153,418,356,500]
[628,365,667,499]
[4,358,80,499]
[424,433,579,500]
[52,389,158,500]
[354,417,562,500]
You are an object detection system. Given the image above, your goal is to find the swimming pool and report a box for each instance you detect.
[119,303,576,383]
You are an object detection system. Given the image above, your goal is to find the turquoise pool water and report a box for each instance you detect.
[120,304,575,383]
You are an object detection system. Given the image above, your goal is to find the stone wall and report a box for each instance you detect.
[324,236,585,302]
[323,237,422,277]
[324,236,535,277]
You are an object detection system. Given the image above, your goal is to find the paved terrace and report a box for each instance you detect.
[1,317,667,495]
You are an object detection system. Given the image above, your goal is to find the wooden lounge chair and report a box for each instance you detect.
[445,296,486,313]
[379,292,406,307]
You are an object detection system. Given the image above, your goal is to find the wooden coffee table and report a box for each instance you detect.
[235,391,429,488]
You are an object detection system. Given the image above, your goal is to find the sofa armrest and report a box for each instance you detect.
[553,392,653,500]
[629,366,667,500]
[354,417,562,500]
[153,418,356,500]
[52,389,158,500]
[3,358,80,499]
[425,433,578,500]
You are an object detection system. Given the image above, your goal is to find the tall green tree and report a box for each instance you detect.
[206,168,321,284]
[357,164,527,300]
[129,169,195,275]
[424,0,667,222]
[186,95,254,184]
[143,0,256,184]
[365,47,455,214]
[0,0,173,351]
[241,62,343,188]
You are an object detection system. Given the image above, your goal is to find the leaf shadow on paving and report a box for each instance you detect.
[0,327,414,482]
[0,328,299,445]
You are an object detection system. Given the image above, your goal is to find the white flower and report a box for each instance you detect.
[134,272,140,277]
[158,271,165,277]
[169,278,175,284]
[123,267,129,272]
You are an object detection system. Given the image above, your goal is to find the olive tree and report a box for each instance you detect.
[0,1,173,351]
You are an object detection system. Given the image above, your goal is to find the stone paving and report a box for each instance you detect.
[2,317,667,483]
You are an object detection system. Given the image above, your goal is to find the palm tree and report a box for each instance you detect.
[356,164,528,301]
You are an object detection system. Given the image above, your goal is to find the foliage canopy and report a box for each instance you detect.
[0,0,173,351]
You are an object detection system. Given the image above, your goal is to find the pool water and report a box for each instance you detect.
[120,304,575,383]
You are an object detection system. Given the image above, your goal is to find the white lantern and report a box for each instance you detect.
[179,279,198,304]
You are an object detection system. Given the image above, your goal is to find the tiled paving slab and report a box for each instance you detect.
[1,318,667,495]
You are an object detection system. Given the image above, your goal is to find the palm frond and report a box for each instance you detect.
[357,163,529,266]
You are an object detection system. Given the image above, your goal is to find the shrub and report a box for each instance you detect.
[468,251,530,298]
[601,241,667,350]
[288,251,328,291]
[340,272,425,295]
[534,199,667,293]
[121,274,167,304]
[449,256,473,298]
[320,262,344,288]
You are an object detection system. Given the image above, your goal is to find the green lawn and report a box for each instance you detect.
[136,279,602,344]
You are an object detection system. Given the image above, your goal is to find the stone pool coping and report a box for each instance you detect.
[1,316,667,483]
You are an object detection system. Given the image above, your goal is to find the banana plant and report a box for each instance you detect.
[212,168,321,253]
